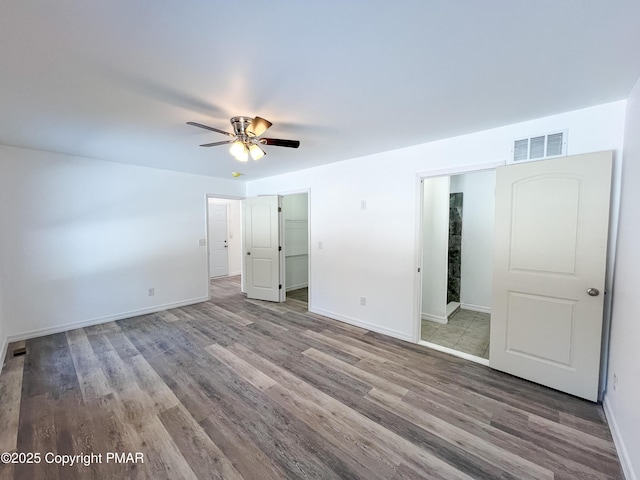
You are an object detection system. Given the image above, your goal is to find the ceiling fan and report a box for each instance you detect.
[187,116,300,162]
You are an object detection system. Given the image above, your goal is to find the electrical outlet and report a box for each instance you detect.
[198,238,207,247]
[318,241,323,249]
[360,296,366,306]
[613,373,618,391]
[148,288,155,297]
[361,200,367,210]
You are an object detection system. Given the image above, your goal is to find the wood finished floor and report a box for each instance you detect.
[0,276,623,479]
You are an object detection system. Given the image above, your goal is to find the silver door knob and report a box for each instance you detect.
[587,288,600,297]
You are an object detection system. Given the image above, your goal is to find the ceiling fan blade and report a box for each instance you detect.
[200,140,234,147]
[260,138,300,148]
[246,116,272,137]
[187,121,235,137]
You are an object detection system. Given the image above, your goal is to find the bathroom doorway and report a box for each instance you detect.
[419,169,495,363]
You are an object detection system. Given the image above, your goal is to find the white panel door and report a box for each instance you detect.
[208,204,229,278]
[490,151,612,401]
[242,196,284,302]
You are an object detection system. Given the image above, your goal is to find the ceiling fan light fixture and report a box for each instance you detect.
[235,149,249,162]
[246,116,272,137]
[229,140,249,162]
[188,116,300,161]
[249,143,266,161]
[229,141,249,161]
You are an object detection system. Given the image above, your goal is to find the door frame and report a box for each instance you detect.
[413,161,504,363]
[205,194,245,301]
[277,188,311,307]
[413,155,619,400]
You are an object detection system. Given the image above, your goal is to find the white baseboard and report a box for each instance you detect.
[603,396,637,480]
[446,302,460,318]
[286,283,308,292]
[418,340,490,366]
[460,303,492,314]
[421,313,448,324]
[0,335,7,375]
[6,296,209,344]
[309,307,414,342]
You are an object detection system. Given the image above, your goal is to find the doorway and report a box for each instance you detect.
[241,191,310,306]
[282,192,309,306]
[419,169,496,363]
[206,197,243,280]
[417,152,613,401]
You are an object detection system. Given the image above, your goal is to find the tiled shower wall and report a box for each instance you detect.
[447,192,463,304]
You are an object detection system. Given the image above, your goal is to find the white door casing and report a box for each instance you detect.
[242,196,284,302]
[490,151,613,401]
[209,204,229,278]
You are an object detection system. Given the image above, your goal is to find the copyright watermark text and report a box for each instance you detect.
[1,451,144,466]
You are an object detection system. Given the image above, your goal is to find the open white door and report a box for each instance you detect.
[242,196,284,302]
[490,151,612,401]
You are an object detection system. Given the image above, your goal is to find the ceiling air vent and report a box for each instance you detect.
[509,130,568,164]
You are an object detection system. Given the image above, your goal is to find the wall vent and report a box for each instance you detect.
[510,130,567,164]
[12,347,27,357]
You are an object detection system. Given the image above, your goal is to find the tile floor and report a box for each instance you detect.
[286,287,308,303]
[421,309,490,359]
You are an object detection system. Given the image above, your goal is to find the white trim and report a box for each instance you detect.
[418,340,490,366]
[421,313,448,324]
[279,188,312,309]
[413,175,425,343]
[286,283,308,292]
[277,187,312,196]
[416,160,505,180]
[413,160,504,344]
[0,335,8,375]
[309,307,414,342]
[460,303,492,314]
[446,301,460,317]
[603,396,636,480]
[6,296,209,343]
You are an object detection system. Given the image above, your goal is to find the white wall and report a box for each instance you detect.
[207,198,242,276]
[246,101,626,342]
[421,177,449,322]
[450,170,496,311]
[605,77,640,480]
[0,145,244,340]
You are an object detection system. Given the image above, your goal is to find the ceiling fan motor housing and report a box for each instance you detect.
[230,116,253,138]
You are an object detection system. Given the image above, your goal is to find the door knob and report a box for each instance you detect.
[246,252,251,255]
[587,288,600,297]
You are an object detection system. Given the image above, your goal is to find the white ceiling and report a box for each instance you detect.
[1,1,640,181]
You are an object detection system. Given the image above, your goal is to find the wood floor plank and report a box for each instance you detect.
[0,275,623,479]
[302,347,409,399]
[0,354,24,453]
[198,413,288,480]
[204,343,277,391]
[65,328,113,401]
[402,390,619,480]
[367,387,554,480]
[158,405,243,480]
[228,342,484,480]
